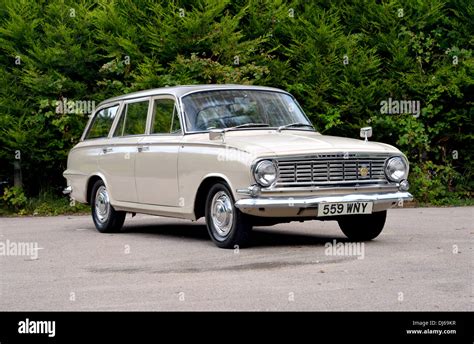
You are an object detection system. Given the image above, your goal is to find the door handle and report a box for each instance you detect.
[102,147,113,154]
[137,146,150,152]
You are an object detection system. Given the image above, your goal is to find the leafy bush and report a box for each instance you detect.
[2,186,27,211]
[1,187,89,216]
[29,192,89,216]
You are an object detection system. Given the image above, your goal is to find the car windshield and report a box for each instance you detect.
[181,90,313,132]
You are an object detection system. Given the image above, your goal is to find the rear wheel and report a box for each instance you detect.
[91,180,126,233]
[338,210,386,241]
[205,182,253,248]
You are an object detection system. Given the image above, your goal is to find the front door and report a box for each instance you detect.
[135,96,182,206]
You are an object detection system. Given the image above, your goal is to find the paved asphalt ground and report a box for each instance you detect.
[0,207,472,311]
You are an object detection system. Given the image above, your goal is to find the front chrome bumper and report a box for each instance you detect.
[234,192,413,209]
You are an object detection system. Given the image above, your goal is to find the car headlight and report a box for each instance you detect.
[385,156,408,182]
[253,160,277,187]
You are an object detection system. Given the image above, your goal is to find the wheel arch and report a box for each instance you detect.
[86,173,109,204]
[193,174,234,220]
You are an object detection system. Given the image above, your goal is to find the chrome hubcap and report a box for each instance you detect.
[210,191,234,237]
[95,186,110,223]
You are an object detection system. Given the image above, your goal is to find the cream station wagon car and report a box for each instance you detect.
[64,85,413,248]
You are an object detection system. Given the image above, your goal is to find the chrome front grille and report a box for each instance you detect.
[275,153,389,187]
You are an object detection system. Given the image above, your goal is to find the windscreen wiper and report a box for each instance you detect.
[231,123,270,129]
[277,122,314,132]
[206,123,270,131]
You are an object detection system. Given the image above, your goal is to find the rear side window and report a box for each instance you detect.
[85,105,119,139]
[114,100,149,137]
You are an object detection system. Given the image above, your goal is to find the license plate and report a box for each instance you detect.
[317,202,373,217]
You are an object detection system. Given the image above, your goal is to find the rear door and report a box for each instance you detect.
[98,98,150,203]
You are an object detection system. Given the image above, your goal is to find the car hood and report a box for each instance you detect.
[221,130,401,157]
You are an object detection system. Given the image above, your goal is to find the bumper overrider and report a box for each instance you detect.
[235,191,413,210]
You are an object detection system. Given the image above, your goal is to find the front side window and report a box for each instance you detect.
[181,90,312,132]
[114,100,149,137]
[151,98,181,134]
[85,105,119,139]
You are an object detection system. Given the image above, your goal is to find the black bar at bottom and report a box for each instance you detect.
[0,311,472,343]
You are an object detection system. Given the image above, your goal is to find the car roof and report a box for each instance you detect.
[98,84,289,107]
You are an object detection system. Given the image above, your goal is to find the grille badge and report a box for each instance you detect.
[359,165,369,178]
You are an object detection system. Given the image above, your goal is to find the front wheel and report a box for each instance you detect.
[337,210,387,241]
[205,183,253,249]
[91,180,126,233]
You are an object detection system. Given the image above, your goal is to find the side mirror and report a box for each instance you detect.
[360,127,372,141]
[209,129,225,142]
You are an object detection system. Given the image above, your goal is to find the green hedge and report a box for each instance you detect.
[0,0,472,206]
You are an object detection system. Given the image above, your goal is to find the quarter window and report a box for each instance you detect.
[85,105,119,139]
[114,100,149,137]
[151,98,181,134]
